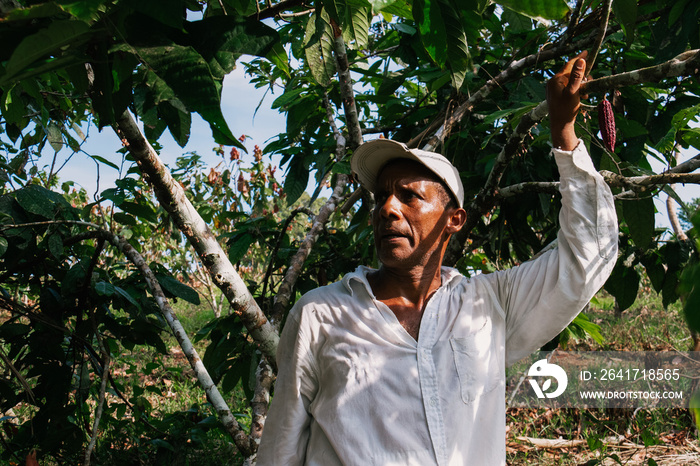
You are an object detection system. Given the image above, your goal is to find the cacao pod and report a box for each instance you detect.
[598,97,616,151]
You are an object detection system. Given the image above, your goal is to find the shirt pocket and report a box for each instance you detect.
[450,335,500,404]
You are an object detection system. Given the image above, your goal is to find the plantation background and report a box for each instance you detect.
[1,0,700,464]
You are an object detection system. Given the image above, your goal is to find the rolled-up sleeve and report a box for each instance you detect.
[499,140,618,366]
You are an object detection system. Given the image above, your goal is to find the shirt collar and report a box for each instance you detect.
[342,265,464,297]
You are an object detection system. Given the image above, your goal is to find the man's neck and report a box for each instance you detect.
[367,264,444,340]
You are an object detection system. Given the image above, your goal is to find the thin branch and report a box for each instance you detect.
[269,28,360,329]
[585,0,613,76]
[410,32,605,150]
[248,359,275,451]
[261,206,313,300]
[248,0,306,21]
[581,49,700,95]
[669,152,700,174]
[443,101,549,266]
[496,171,700,199]
[94,228,255,457]
[83,352,109,466]
[668,189,689,241]
[0,346,35,403]
[560,0,585,44]
[115,111,278,363]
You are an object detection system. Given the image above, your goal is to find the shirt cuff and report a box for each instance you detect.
[552,139,597,178]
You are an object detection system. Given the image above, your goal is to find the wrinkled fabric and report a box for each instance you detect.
[258,142,618,466]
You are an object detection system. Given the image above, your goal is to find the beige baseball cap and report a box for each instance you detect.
[351,138,464,208]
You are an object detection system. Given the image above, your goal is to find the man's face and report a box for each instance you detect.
[372,160,458,270]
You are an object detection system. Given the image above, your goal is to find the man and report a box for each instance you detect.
[257,54,617,465]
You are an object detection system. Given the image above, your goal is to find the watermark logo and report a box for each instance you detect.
[528,359,568,399]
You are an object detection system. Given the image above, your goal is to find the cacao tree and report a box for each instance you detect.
[1,0,700,463]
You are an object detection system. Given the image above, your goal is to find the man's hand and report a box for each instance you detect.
[547,51,588,151]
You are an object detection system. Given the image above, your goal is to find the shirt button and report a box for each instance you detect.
[429,397,438,407]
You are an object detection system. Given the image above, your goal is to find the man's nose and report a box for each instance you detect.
[377,194,401,219]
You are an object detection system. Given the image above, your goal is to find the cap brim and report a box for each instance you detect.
[351,139,425,193]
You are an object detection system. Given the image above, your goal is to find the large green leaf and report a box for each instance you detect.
[322,0,347,25]
[343,2,371,50]
[304,11,337,87]
[413,0,448,65]
[156,274,200,305]
[439,0,470,90]
[2,20,90,84]
[604,262,640,312]
[123,0,185,29]
[496,0,569,21]
[127,44,243,148]
[186,16,284,80]
[623,196,655,251]
[612,0,637,44]
[283,155,310,205]
[378,0,413,19]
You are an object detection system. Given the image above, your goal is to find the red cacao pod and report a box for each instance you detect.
[598,97,616,151]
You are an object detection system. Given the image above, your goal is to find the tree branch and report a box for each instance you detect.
[93,228,255,457]
[269,29,359,329]
[581,49,700,95]
[585,0,613,76]
[496,171,700,199]
[115,111,278,363]
[410,32,604,151]
[248,0,307,21]
[248,359,275,451]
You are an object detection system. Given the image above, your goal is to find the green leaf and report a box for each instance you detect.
[496,0,569,21]
[47,123,63,152]
[127,44,244,148]
[48,234,63,258]
[123,0,185,29]
[186,16,283,80]
[119,201,158,224]
[0,237,8,257]
[623,196,655,251]
[501,8,532,33]
[379,0,413,19]
[304,11,337,87]
[439,0,470,90]
[283,156,310,205]
[114,286,141,309]
[2,20,90,83]
[612,0,637,45]
[343,3,371,50]
[228,233,255,264]
[322,0,347,25]
[266,42,290,77]
[604,262,640,312]
[89,155,120,170]
[95,281,116,296]
[156,274,201,305]
[159,100,191,147]
[149,439,175,452]
[414,0,448,65]
[14,185,57,218]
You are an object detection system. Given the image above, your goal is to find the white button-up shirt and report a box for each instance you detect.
[258,143,617,465]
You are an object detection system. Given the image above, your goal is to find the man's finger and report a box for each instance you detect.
[557,50,589,77]
[565,58,587,95]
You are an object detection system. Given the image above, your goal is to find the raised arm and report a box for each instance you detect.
[495,52,618,365]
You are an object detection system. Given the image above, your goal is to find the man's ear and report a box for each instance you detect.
[446,207,467,234]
